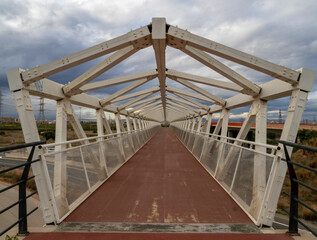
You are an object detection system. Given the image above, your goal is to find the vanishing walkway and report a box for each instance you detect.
[24,128,293,240]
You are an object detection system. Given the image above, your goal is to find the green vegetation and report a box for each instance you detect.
[5,235,19,240]
[0,167,37,191]
[297,129,317,144]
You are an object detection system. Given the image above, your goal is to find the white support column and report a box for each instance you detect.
[54,100,69,217]
[137,117,142,130]
[126,115,132,132]
[216,108,230,138]
[214,108,229,176]
[133,117,138,130]
[96,109,108,175]
[115,113,122,133]
[100,110,112,134]
[250,100,267,218]
[196,115,202,132]
[191,117,196,131]
[142,118,146,129]
[12,89,56,223]
[262,89,310,225]
[65,100,107,180]
[204,112,213,134]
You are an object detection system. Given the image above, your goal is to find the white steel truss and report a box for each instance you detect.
[7,17,315,227]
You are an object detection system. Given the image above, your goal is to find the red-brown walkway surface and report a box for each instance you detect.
[65,128,251,223]
[24,128,295,240]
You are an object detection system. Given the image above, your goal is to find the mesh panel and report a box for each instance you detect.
[217,144,241,191]
[200,138,221,174]
[132,133,141,150]
[231,148,255,207]
[103,138,125,175]
[184,132,190,145]
[64,148,89,205]
[187,134,196,151]
[81,143,103,187]
[121,134,134,160]
[192,134,205,159]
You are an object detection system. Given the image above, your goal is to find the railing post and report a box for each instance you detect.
[18,146,35,236]
[283,144,299,235]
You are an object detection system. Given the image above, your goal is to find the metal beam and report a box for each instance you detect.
[14,69,132,116]
[63,46,138,96]
[128,95,161,110]
[152,17,167,120]
[22,26,152,84]
[166,86,214,103]
[80,69,158,93]
[100,78,149,105]
[166,95,201,112]
[169,93,209,110]
[173,78,226,106]
[131,100,162,113]
[110,86,160,103]
[183,46,261,96]
[167,101,197,114]
[167,25,300,84]
[117,92,153,111]
[167,69,243,93]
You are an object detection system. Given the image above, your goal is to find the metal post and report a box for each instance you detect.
[18,146,35,235]
[283,144,299,235]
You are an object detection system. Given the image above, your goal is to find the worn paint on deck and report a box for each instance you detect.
[65,128,251,223]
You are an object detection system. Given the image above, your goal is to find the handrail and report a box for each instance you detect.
[42,129,146,148]
[189,129,280,150]
[0,141,45,236]
[277,140,317,237]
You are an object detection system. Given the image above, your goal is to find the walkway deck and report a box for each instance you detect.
[65,128,250,223]
[24,128,294,240]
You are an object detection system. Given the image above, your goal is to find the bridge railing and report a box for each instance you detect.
[277,140,317,237]
[39,126,159,223]
[171,125,279,226]
[0,141,45,236]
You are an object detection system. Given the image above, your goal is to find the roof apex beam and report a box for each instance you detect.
[22,25,152,84]
[81,69,158,93]
[152,17,167,120]
[167,25,299,84]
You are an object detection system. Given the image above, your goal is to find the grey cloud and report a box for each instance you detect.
[0,0,316,121]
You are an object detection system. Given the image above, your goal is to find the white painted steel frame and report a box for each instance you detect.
[7,17,315,226]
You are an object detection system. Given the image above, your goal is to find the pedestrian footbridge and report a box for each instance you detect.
[5,17,315,239]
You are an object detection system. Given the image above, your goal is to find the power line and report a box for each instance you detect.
[38,97,46,122]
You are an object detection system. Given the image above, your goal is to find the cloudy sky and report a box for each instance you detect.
[0,0,316,122]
